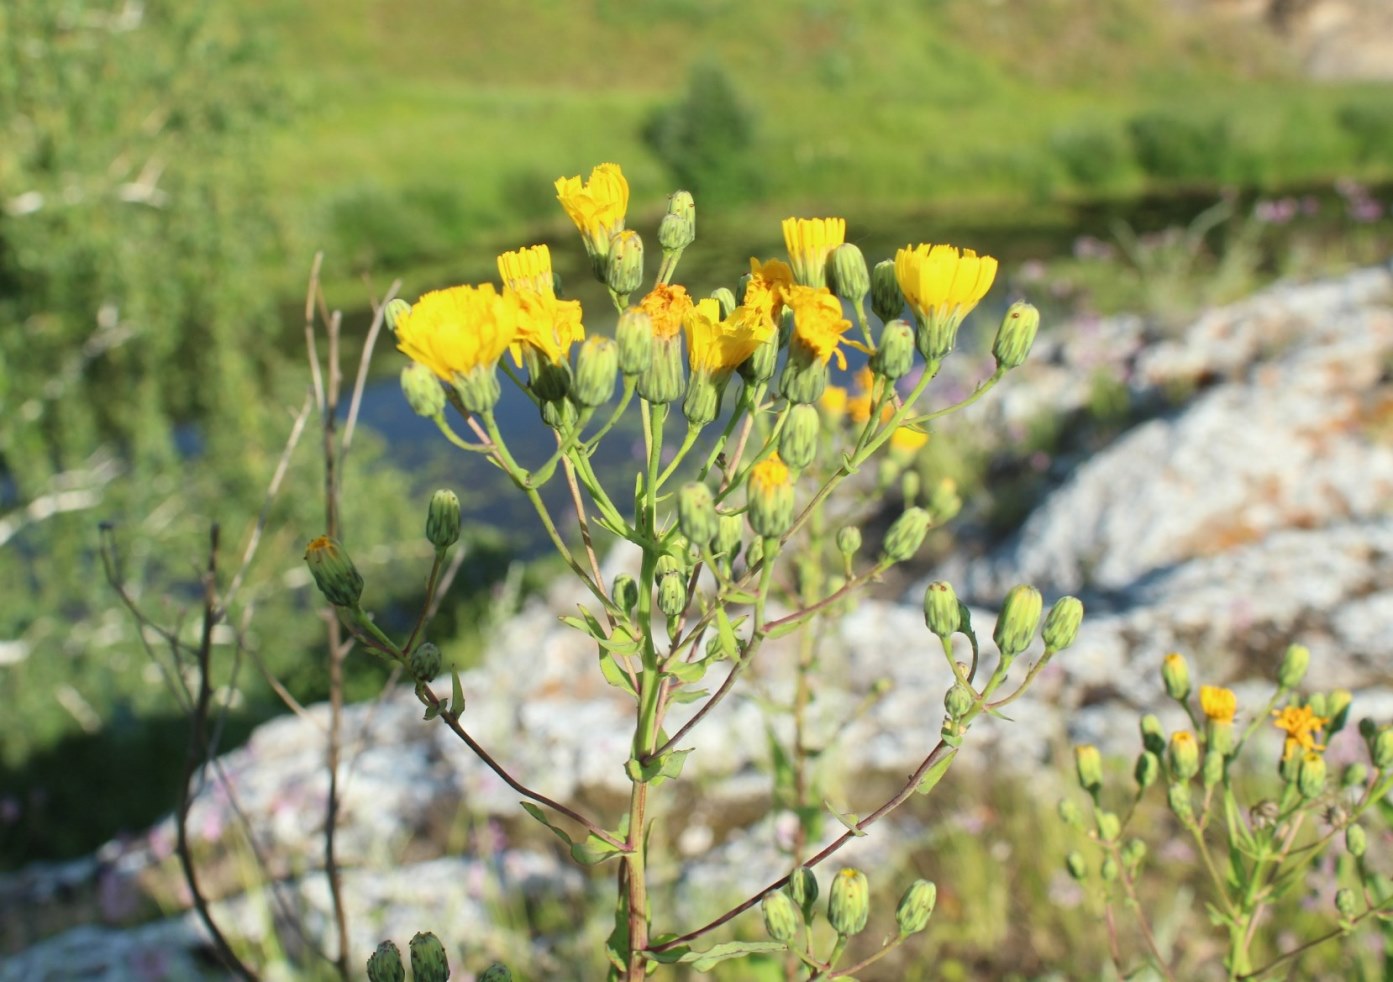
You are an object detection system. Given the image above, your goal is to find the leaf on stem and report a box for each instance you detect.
[915,749,957,796]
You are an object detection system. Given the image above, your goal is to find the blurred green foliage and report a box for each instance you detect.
[641,61,762,206]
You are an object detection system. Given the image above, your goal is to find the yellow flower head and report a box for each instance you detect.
[555,163,630,257]
[749,256,795,318]
[1200,685,1237,724]
[750,452,792,497]
[894,243,998,323]
[638,283,694,341]
[1272,704,1328,760]
[684,297,774,376]
[820,384,848,420]
[889,426,929,455]
[497,244,556,296]
[784,285,852,368]
[396,284,521,381]
[511,288,585,366]
[782,217,846,288]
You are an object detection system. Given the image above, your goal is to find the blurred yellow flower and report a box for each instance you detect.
[396,284,521,380]
[784,285,852,368]
[820,385,848,420]
[1200,685,1236,724]
[684,296,774,376]
[889,426,929,455]
[782,218,846,288]
[1272,704,1328,760]
[639,283,694,340]
[750,452,791,496]
[555,162,629,258]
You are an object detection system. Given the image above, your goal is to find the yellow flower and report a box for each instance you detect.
[497,244,556,295]
[684,297,774,376]
[894,243,998,321]
[889,426,929,455]
[784,285,852,368]
[750,452,791,496]
[782,217,846,288]
[639,283,694,341]
[1272,704,1329,760]
[749,256,795,318]
[820,384,849,420]
[844,365,876,423]
[1200,685,1237,724]
[396,284,521,381]
[555,162,630,259]
[512,289,585,366]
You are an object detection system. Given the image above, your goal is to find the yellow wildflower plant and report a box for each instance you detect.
[684,297,774,377]
[784,285,853,368]
[639,283,694,341]
[783,217,847,288]
[1272,704,1329,760]
[1200,685,1237,724]
[395,284,522,382]
[555,162,630,265]
[895,243,998,360]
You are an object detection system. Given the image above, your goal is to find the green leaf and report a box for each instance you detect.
[915,749,958,796]
[519,802,574,848]
[449,666,466,716]
[767,727,796,809]
[599,651,639,698]
[676,941,788,972]
[715,607,742,662]
[826,801,867,837]
[667,687,709,704]
[665,658,708,684]
[422,701,442,721]
[659,748,692,780]
[570,833,626,866]
[626,748,691,786]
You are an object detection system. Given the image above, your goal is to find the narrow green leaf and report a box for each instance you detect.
[658,748,692,780]
[826,801,867,837]
[519,802,574,847]
[570,833,626,865]
[678,941,788,972]
[599,651,639,698]
[449,666,466,716]
[915,749,958,796]
[666,658,708,684]
[667,687,709,704]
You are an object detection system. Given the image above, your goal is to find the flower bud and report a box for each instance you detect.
[827,243,870,308]
[616,308,654,376]
[922,581,960,639]
[402,362,447,418]
[606,229,644,299]
[453,364,502,415]
[409,931,450,982]
[1342,762,1368,788]
[1042,596,1083,651]
[639,335,685,405]
[477,965,512,982]
[788,866,819,918]
[1162,652,1191,702]
[738,332,778,384]
[1346,823,1367,857]
[1327,688,1352,734]
[1202,749,1225,789]
[779,404,820,471]
[426,489,461,551]
[871,259,904,323]
[709,286,736,319]
[1075,744,1103,794]
[1122,838,1147,870]
[827,867,870,936]
[1168,731,1200,782]
[1097,811,1121,842]
[384,298,412,334]
[304,536,364,608]
[1372,728,1393,769]
[714,512,744,563]
[573,336,618,408]
[945,682,975,719]
[658,569,688,619]
[539,392,577,431]
[682,371,722,426]
[1065,851,1087,881]
[1100,856,1119,883]
[925,477,962,525]
[1278,643,1309,689]
[1167,782,1192,820]
[1297,751,1326,799]
[409,642,442,682]
[1335,887,1358,920]
[659,190,696,251]
[993,584,1043,659]
[991,301,1040,370]
[761,889,800,944]
[747,453,795,538]
[894,879,937,936]
[1134,750,1160,790]
[836,525,862,557]
[1058,798,1085,829]
[777,343,829,405]
[881,507,931,563]
[678,482,718,548]
[1140,714,1167,756]
[871,319,916,381]
[367,941,406,982]
[612,574,640,613]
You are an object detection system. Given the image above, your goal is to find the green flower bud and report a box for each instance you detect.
[1327,688,1352,734]
[612,573,640,613]
[1359,716,1377,742]
[1097,811,1121,842]
[1122,838,1147,870]
[1297,751,1327,799]
[409,931,450,982]
[401,362,447,418]
[639,335,685,404]
[678,482,718,548]
[1342,762,1368,788]
[682,371,722,426]
[779,404,821,471]
[827,867,870,936]
[944,682,975,719]
[384,298,412,334]
[1307,692,1328,719]
[1372,728,1393,770]
[658,569,688,619]
[1140,714,1167,756]
[573,336,618,408]
[1161,652,1191,702]
[1335,887,1358,920]
[1202,749,1224,789]
[993,584,1043,659]
[1278,643,1309,689]
[777,343,829,405]
[788,866,819,919]
[871,259,904,323]
[426,489,461,551]
[1100,856,1119,883]
[659,190,696,251]
[304,536,364,608]
[1135,750,1160,790]
[453,364,502,415]
[477,964,512,982]
[870,319,916,381]
[739,331,779,385]
[828,243,870,308]
[922,581,960,639]
[616,308,654,376]
[761,889,801,944]
[894,879,937,936]
[714,512,744,562]
[836,525,862,557]
[1167,731,1200,782]
[747,454,796,539]
[1065,851,1087,881]
[606,229,644,300]
[1058,798,1085,829]
[709,286,737,319]
[1346,822,1367,857]
[925,477,962,525]
[1042,596,1083,651]
[522,343,571,404]
[1075,744,1104,793]
[881,507,932,563]
[992,301,1040,370]
[1168,782,1195,820]
[900,469,921,504]
[410,642,442,682]
[539,393,577,431]
[367,941,406,982]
